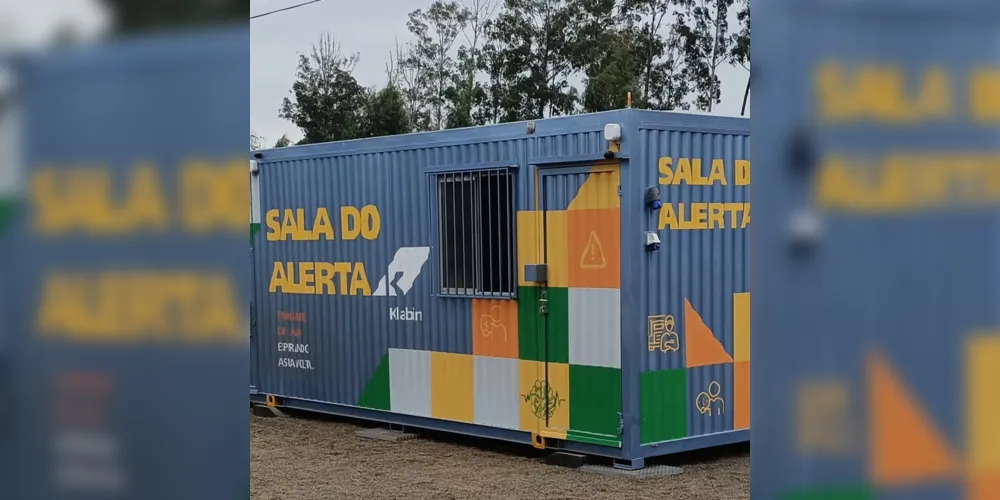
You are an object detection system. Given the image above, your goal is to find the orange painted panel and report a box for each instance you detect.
[684,299,734,368]
[566,208,620,289]
[734,361,750,430]
[472,299,519,359]
[968,474,1000,500]
[868,350,960,486]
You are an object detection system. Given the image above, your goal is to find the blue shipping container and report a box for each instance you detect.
[250,109,750,468]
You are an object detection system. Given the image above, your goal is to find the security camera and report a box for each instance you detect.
[644,231,661,251]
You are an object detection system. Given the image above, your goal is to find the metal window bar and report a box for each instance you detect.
[436,168,516,297]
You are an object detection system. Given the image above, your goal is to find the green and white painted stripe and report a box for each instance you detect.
[0,103,21,236]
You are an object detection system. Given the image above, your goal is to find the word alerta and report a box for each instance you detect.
[657,157,751,231]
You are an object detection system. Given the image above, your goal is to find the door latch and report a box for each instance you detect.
[539,289,549,315]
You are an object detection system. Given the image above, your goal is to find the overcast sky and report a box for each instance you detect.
[250,0,749,145]
[0,0,748,148]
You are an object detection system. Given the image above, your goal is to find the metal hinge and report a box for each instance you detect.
[618,185,622,196]
[618,412,624,436]
[538,289,549,315]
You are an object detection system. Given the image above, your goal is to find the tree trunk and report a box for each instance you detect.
[741,74,749,116]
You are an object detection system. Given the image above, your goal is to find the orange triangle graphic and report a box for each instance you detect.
[684,299,734,368]
[868,350,961,486]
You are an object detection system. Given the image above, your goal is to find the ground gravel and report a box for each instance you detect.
[250,411,749,500]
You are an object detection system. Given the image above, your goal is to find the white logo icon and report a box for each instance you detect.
[373,247,431,296]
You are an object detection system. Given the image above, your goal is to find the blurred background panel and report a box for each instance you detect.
[0,2,249,498]
[753,1,1000,499]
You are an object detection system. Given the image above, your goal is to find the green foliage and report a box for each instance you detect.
[279,33,367,145]
[402,1,473,131]
[478,0,581,122]
[250,133,266,151]
[673,0,736,111]
[100,0,247,34]
[274,0,751,142]
[360,85,412,138]
[279,33,413,145]
[729,0,749,69]
[274,135,292,148]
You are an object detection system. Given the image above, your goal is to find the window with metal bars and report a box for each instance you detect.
[435,168,516,297]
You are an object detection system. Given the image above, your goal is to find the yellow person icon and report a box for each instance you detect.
[648,314,680,353]
[480,305,508,342]
[696,381,725,416]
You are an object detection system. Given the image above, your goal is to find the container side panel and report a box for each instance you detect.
[632,125,750,445]
[389,348,432,417]
[254,115,636,450]
[753,3,1000,498]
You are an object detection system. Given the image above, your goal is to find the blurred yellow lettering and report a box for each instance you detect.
[969,67,1000,123]
[815,62,953,123]
[32,166,169,235]
[35,271,242,344]
[814,153,1000,212]
[180,159,248,234]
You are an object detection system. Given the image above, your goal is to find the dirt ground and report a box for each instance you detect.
[250,411,750,500]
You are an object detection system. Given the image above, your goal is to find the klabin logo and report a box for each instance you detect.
[374,247,430,321]
[373,247,431,296]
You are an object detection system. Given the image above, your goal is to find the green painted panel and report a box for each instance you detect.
[569,365,621,444]
[640,368,688,444]
[357,354,391,411]
[545,287,569,364]
[0,197,18,235]
[250,222,261,243]
[517,286,569,364]
[566,430,621,448]
[783,487,874,500]
[518,286,542,362]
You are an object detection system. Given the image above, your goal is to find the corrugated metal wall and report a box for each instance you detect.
[251,113,626,442]
[624,112,750,445]
[252,109,752,457]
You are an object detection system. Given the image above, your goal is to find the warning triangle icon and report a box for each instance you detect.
[580,231,607,269]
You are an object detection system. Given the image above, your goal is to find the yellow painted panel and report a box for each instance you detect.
[568,164,621,211]
[518,360,570,435]
[734,292,750,362]
[430,352,474,423]
[517,211,541,286]
[967,333,1000,474]
[545,210,569,288]
[518,360,543,433]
